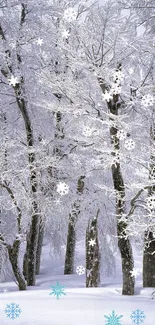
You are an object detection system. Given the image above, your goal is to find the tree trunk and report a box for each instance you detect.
[8,241,26,290]
[64,220,76,274]
[98,71,135,295]
[36,222,44,275]
[143,231,155,287]
[64,176,85,274]
[86,210,100,287]
[143,122,155,287]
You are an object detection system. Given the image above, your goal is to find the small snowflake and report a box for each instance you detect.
[147,195,155,209]
[130,268,142,278]
[8,75,19,86]
[124,139,135,150]
[4,302,22,320]
[88,238,96,246]
[141,94,154,107]
[82,126,93,137]
[130,309,146,325]
[57,182,69,195]
[117,130,127,140]
[49,282,66,300]
[76,265,85,275]
[62,29,70,38]
[36,38,44,46]
[3,288,8,293]
[64,8,77,22]
[104,310,123,325]
[113,71,124,82]
[102,90,113,102]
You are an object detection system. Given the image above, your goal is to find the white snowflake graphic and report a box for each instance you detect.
[104,310,123,325]
[141,94,154,107]
[62,29,70,39]
[130,268,142,278]
[117,130,127,140]
[124,139,135,150]
[88,238,96,246]
[64,8,77,22]
[102,90,113,102]
[36,38,44,46]
[49,282,66,299]
[76,265,85,275]
[113,70,124,82]
[82,126,93,137]
[8,75,19,86]
[130,309,146,325]
[147,195,155,209]
[4,302,22,320]
[57,182,69,195]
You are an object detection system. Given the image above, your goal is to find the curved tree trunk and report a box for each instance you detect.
[86,210,100,287]
[8,241,26,290]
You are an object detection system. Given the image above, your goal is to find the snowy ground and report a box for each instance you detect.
[0,241,155,325]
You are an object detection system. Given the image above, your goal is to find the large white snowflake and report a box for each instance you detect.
[130,268,142,278]
[36,38,44,46]
[8,75,19,86]
[56,182,69,195]
[88,238,96,246]
[117,130,127,140]
[141,94,154,107]
[102,90,113,102]
[76,265,85,275]
[64,8,77,22]
[124,139,135,150]
[62,29,70,39]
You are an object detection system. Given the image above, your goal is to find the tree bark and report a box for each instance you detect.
[98,72,135,295]
[8,241,26,290]
[36,222,44,275]
[86,210,100,287]
[64,176,85,274]
[143,122,155,287]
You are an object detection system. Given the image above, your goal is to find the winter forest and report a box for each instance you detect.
[0,0,155,324]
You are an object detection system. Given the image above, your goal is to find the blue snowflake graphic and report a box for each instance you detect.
[130,309,146,325]
[104,310,123,325]
[49,281,66,299]
[4,302,22,320]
